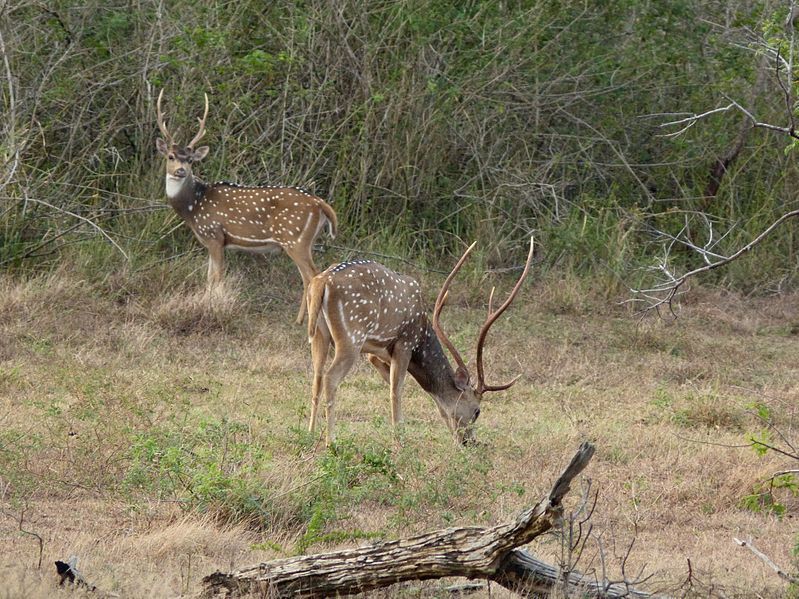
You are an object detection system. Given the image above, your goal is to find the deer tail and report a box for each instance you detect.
[306,276,326,342]
[319,201,338,239]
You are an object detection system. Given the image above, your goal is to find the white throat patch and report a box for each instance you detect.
[165,175,187,199]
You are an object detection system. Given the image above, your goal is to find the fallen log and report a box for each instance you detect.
[201,442,650,598]
[491,548,650,597]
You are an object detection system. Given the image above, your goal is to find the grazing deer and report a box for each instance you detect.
[155,90,338,323]
[306,238,534,445]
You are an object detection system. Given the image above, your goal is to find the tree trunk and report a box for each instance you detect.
[201,443,649,598]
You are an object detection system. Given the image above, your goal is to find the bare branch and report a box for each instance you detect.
[628,209,799,319]
[749,437,799,462]
[659,103,737,136]
[660,98,799,141]
[18,507,43,570]
[734,538,799,585]
[24,198,130,261]
[772,469,799,477]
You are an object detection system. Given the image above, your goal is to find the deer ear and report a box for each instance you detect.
[192,146,210,161]
[453,367,470,392]
[156,138,169,155]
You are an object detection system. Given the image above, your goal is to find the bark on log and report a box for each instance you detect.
[201,443,648,598]
[491,549,649,598]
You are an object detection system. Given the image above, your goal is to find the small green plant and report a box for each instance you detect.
[651,386,674,410]
[741,403,799,516]
[741,475,798,517]
[294,438,394,552]
[124,416,277,526]
[385,440,495,527]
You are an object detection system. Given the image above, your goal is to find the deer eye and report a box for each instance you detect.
[187,158,193,164]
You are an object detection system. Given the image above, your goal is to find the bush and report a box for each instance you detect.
[2,0,797,295]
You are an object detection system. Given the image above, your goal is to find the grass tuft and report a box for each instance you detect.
[150,279,246,336]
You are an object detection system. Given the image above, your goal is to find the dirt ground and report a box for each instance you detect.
[1,269,797,597]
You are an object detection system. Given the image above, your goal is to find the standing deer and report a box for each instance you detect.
[155,90,337,323]
[306,238,534,445]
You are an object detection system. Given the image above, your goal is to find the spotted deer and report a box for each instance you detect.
[306,238,534,445]
[155,90,338,323]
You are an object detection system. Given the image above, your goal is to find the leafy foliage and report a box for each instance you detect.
[741,474,798,516]
[1,0,798,288]
[741,402,799,518]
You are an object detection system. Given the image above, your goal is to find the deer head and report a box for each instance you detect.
[155,89,210,196]
[428,237,534,443]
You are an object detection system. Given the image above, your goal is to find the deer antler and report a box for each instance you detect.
[433,241,477,380]
[187,93,209,149]
[476,236,534,394]
[156,89,174,146]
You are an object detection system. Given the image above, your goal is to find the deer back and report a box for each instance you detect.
[191,183,336,249]
[307,260,426,348]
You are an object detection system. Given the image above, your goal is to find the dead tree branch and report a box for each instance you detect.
[734,538,799,585]
[661,4,799,143]
[627,209,799,319]
[202,443,649,598]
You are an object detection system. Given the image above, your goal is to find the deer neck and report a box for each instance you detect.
[165,174,207,221]
[408,320,459,397]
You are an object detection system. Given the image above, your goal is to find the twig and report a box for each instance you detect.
[672,431,756,450]
[659,96,799,141]
[659,103,737,137]
[749,437,799,462]
[23,198,130,261]
[18,506,43,570]
[772,469,799,477]
[733,538,799,585]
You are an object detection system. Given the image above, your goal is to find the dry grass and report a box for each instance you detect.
[1,269,798,597]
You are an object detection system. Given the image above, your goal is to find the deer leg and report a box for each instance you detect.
[309,328,331,434]
[286,244,318,325]
[295,264,312,325]
[322,347,358,446]
[367,355,391,385]
[389,349,411,427]
[206,240,225,292]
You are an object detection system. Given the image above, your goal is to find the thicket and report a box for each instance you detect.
[1,0,798,293]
